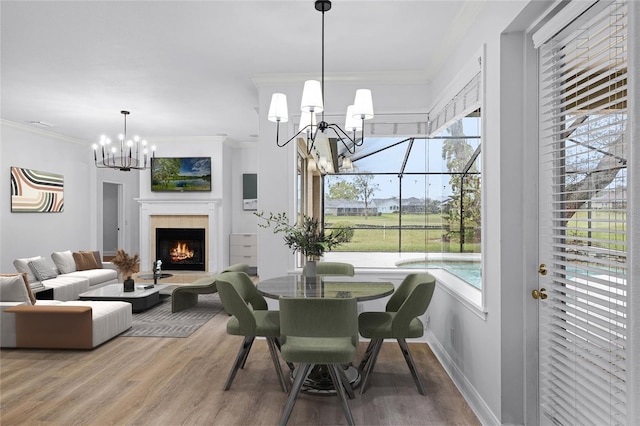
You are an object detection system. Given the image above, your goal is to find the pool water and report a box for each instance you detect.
[401,261,482,289]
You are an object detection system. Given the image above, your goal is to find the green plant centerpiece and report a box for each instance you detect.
[255,211,348,277]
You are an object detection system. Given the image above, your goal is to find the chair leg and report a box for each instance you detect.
[359,338,383,395]
[397,338,426,395]
[336,364,355,399]
[274,337,296,372]
[240,336,255,369]
[358,339,377,371]
[224,336,254,390]
[279,363,312,426]
[266,337,289,394]
[328,365,355,426]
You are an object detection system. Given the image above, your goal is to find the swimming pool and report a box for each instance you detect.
[399,260,482,289]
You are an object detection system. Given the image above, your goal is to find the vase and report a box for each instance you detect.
[305,260,317,278]
[123,276,135,292]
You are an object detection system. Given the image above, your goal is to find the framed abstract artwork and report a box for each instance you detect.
[10,167,64,212]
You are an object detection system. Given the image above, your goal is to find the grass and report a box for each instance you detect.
[325,213,480,253]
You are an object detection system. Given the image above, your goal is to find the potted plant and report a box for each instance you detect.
[111,249,140,292]
[255,211,348,277]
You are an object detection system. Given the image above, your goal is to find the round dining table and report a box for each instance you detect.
[257,275,395,301]
[257,274,395,395]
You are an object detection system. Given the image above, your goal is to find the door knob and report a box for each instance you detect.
[532,288,548,300]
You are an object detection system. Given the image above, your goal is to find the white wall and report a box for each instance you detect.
[422,1,542,424]
[0,120,138,271]
[230,142,260,234]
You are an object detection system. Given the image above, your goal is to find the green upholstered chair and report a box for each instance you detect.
[215,271,288,393]
[278,297,358,426]
[302,261,355,276]
[170,263,249,313]
[357,272,436,395]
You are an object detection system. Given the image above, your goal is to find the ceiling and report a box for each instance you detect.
[1,1,488,145]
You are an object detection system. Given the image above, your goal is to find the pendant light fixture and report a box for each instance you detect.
[268,0,374,154]
[92,110,156,171]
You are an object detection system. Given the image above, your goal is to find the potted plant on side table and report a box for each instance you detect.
[255,211,348,278]
[111,249,140,292]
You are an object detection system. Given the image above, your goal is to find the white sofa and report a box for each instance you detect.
[1,274,131,349]
[14,250,118,301]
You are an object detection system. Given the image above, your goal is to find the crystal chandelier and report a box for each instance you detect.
[267,0,374,154]
[92,110,156,171]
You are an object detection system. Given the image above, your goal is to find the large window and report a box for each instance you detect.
[323,111,482,288]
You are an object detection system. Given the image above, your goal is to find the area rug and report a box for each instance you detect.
[120,292,224,338]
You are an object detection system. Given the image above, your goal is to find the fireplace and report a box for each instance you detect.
[155,228,206,271]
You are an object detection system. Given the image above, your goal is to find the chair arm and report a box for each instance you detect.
[4,305,93,349]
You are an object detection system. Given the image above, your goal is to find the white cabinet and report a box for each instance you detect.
[229,233,257,274]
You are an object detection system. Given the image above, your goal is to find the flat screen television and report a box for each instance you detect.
[151,157,212,192]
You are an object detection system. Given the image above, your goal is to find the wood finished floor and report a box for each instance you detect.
[0,309,479,425]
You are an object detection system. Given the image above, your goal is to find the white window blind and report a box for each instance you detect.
[538,1,628,425]
[428,72,481,137]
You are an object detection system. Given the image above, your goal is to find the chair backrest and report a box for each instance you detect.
[216,275,256,335]
[217,271,267,310]
[279,297,358,347]
[221,263,250,274]
[385,273,436,335]
[303,261,355,276]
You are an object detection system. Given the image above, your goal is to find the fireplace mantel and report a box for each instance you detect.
[136,198,222,273]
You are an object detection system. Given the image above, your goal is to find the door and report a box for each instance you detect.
[103,182,123,256]
[536,1,629,424]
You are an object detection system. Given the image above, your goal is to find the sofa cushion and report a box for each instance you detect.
[63,301,132,347]
[73,251,100,271]
[0,273,36,305]
[0,275,33,304]
[51,250,76,274]
[65,269,118,287]
[28,257,59,281]
[13,256,43,285]
[42,276,90,301]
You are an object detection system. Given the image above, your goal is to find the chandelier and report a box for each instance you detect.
[267,0,374,154]
[92,110,156,171]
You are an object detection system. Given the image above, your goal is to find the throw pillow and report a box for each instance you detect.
[0,274,33,305]
[91,251,103,268]
[13,255,43,284]
[28,257,59,281]
[73,251,100,271]
[0,273,36,305]
[51,250,76,274]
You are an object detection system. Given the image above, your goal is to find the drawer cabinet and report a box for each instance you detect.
[230,233,257,274]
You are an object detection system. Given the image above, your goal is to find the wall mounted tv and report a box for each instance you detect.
[151,157,212,192]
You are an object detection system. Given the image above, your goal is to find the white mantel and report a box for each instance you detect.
[136,198,222,273]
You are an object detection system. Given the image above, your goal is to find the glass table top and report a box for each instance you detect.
[257,275,394,301]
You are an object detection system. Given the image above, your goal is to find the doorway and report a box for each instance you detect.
[103,182,123,258]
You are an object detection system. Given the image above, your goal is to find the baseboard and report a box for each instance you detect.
[426,330,500,425]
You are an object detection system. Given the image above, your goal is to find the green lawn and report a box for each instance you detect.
[325,214,480,253]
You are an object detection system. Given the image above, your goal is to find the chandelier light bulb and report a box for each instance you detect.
[92,143,98,150]
[118,133,124,141]
[299,111,317,134]
[134,135,140,142]
[111,146,117,154]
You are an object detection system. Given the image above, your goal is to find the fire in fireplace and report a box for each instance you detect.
[156,228,206,271]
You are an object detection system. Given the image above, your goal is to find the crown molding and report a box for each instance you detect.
[1,118,87,146]
[252,70,430,88]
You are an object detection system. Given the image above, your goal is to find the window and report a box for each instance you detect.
[323,111,482,289]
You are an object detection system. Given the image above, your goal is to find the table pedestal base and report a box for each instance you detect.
[291,364,360,396]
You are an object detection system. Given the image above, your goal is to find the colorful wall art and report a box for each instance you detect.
[10,167,64,212]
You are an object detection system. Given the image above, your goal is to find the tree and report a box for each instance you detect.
[152,158,181,187]
[327,179,359,200]
[353,174,379,218]
[442,119,481,246]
